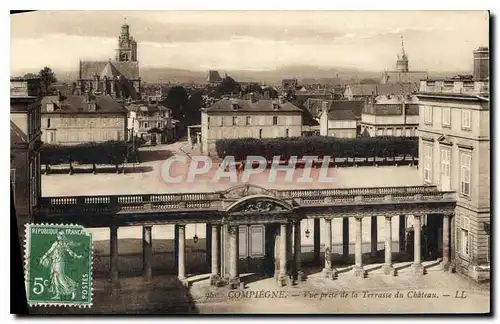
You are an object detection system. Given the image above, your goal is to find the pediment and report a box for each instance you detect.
[227,196,292,213]
[220,184,276,199]
[437,134,453,146]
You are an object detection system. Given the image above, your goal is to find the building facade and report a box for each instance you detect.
[10,77,43,239]
[75,23,141,100]
[201,97,302,155]
[360,95,419,137]
[417,47,490,281]
[41,92,128,145]
[126,99,174,144]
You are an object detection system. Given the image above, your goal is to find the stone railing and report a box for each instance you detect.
[39,185,455,216]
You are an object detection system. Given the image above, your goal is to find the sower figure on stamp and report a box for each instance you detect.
[40,231,84,300]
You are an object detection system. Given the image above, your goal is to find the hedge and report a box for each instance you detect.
[40,138,144,166]
[215,136,418,161]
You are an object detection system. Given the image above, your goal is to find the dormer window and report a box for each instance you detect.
[273,103,279,110]
[232,103,239,110]
[46,103,54,113]
[88,102,96,111]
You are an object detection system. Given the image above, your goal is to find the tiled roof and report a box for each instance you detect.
[100,61,123,79]
[347,83,418,96]
[10,121,27,145]
[208,70,223,83]
[304,98,364,118]
[126,102,170,113]
[382,71,428,84]
[40,94,128,114]
[206,98,302,113]
[80,61,140,79]
[327,109,357,121]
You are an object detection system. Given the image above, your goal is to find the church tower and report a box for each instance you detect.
[395,37,409,73]
[116,21,138,62]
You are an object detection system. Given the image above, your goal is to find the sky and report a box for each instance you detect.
[10,10,490,74]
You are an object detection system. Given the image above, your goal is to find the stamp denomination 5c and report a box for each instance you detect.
[24,223,93,307]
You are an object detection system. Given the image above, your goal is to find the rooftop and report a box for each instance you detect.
[40,94,128,114]
[204,98,302,113]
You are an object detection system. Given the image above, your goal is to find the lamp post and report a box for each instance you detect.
[193,223,199,244]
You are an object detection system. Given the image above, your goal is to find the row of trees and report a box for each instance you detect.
[40,140,142,173]
[215,136,419,162]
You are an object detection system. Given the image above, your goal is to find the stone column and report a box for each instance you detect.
[313,219,321,265]
[142,225,153,281]
[206,224,212,269]
[412,215,425,275]
[178,225,186,281]
[399,215,406,252]
[210,224,221,285]
[382,216,396,275]
[228,225,240,288]
[353,217,365,277]
[342,217,349,262]
[442,214,451,271]
[322,218,333,277]
[371,216,378,259]
[174,225,179,274]
[278,223,288,286]
[286,224,293,264]
[110,225,119,283]
[294,220,305,281]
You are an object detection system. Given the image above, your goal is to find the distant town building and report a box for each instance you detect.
[344,83,418,101]
[10,77,43,238]
[381,38,428,84]
[126,98,175,145]
[201,97,302,155]
[40,92,128,145]
[207,70,224,85]
[281,78,298,90]
[417,46,490,282]
[303,98,364,120]
[75,23,141,100]
[317,101,358,138]
[360,94,419,137]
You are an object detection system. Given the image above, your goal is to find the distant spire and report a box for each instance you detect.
[401,36,406,56]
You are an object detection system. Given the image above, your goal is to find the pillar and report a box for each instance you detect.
[210,224,221,285]
[286,223,293,264]
[294,220,305,281]
[442,214,450,271]
[353,217,365,277]
[313,218,321,265]
[371,216,378,258]
[178,225,186,280]
[174,225,179,274]
[342,217,349,262]
[110,225,119,283]
[206,224,212,269]
[412,215,425,275]
[322,218,333,276]
[187,127,192,146]
[142,225,152,281]
[399,215,406,252]
[278,223,288,285]
[228,225,240,288]
[382,216,396,275]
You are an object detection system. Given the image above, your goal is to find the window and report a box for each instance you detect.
[461,229,470,257]
[232,116,237,126]
[273,116,278,125]
[442,107,451,127]
[259,129,263,139]
[461,110,471,130]
[220,117,224,127]
[460,151,471,197]
[47,118,51,128]
[157,122,161,128]
[246,116,251,126]
[286,128,289,137]
[458,216,471,258]
[207,117,210,126]
[424,106,433,125]
[387,128,393,136]
[423,144,433,183]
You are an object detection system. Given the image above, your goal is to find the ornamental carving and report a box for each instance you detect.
[232,200,286,213]
[221,184,276,199]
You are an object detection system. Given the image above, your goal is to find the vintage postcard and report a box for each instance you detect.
[10,10,490,314]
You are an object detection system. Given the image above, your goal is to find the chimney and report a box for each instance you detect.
[322,101,329,113]
[264,90,270,100]
[249,92,257,103]
[473,46,489,80]
[231,98,239,110]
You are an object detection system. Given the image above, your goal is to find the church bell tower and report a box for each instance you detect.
[116,20,138,62]
[396,37,409,73]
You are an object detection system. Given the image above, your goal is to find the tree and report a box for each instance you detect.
[214,76,241,97]
[164,86,188,120]
[39,67,57,95]
[359,78,380,85]
[184,91,204,126]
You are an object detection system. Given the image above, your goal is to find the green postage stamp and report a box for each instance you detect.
[24,223,93,307]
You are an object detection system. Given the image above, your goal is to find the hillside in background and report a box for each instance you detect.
[12,65,469,86]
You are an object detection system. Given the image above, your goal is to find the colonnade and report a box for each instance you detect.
[107,214,452,287]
